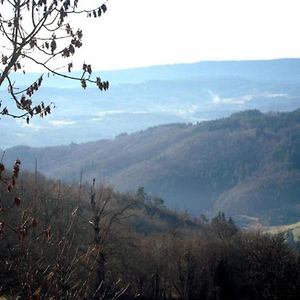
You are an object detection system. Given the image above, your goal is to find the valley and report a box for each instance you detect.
[3,109,300,226]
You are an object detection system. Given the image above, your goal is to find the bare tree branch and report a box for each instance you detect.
[0,0,110,122]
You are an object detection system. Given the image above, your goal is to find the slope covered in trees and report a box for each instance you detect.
[3,109,300,225]
[1,172,300,299]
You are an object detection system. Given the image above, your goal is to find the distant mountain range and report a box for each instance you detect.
[1,59,300,148]
[4,109,300,226]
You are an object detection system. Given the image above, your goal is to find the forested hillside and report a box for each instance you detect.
[1,172,300,299]
[3,109,300,225]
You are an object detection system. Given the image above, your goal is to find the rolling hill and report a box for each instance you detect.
[3,109,300,225]
[1,59,300,148]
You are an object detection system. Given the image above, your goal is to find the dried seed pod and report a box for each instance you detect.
[81,79,87,89]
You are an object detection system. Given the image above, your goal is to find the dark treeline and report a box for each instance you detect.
[1,171,300,299]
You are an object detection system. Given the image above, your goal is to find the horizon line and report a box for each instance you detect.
[7,57,300,74]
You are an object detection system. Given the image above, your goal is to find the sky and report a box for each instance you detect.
[69,0,300,71]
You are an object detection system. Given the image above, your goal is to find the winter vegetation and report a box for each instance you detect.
[1,171,300,299]
[1,1,300,299]
[4,109,300,226]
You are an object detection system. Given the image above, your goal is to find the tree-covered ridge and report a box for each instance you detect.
[3,109,300,225]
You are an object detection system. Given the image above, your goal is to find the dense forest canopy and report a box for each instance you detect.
[4,109,300,226]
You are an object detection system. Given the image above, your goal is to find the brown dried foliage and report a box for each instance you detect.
[0,0,109,123]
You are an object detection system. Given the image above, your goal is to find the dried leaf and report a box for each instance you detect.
[1,55,8,65]
[50,39,57,54]
[68,62,73,72]
[87,64,92,75]
[81,79,87,89]
[101,4,107,13]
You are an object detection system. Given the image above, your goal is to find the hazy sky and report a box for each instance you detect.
[15,0,300,71]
